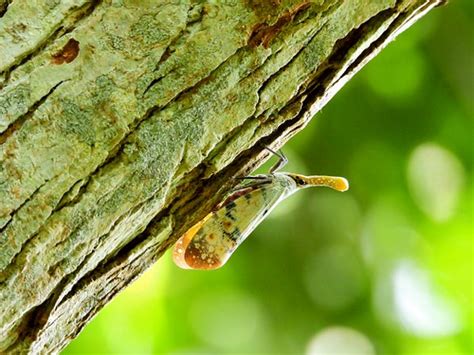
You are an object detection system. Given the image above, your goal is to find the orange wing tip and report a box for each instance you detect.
[184,253,225,270]
[173,239,226,270]
[172,216,209,270]
[172,237,192,269]
[172,213,227,271]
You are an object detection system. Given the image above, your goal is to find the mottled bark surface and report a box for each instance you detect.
[0,0,443,353]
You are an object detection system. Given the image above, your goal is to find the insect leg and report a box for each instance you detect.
[265,147,288,173]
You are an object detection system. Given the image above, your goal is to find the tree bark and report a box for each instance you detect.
[0,0,444,353]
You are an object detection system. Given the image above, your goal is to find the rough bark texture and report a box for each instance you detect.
[0,0,444,353]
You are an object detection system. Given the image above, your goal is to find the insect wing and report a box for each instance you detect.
[173,182,287,270]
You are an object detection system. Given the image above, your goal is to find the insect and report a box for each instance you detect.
[173,148,349,270]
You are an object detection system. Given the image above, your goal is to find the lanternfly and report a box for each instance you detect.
[173,149,349,270]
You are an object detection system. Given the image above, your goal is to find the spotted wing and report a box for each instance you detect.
[173,181,287,270]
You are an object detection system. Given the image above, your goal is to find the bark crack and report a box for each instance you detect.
[0,170,65,276]
[248,1,311,48]
[0,80,66,144]
[141,3,204,96]
[0,0,11,18]
[254,21,327,119]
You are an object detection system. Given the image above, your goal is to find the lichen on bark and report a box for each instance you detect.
[0,0,444,353]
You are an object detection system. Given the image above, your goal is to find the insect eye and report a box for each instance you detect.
[291,176,306,186]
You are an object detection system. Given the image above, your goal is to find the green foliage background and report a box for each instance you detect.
[64,2,472,354]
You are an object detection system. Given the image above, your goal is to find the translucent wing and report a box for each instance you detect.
[173,179,290,270]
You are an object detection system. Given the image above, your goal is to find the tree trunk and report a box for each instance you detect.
[0,0,444,353]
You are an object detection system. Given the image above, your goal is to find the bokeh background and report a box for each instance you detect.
[64,2,472,354]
